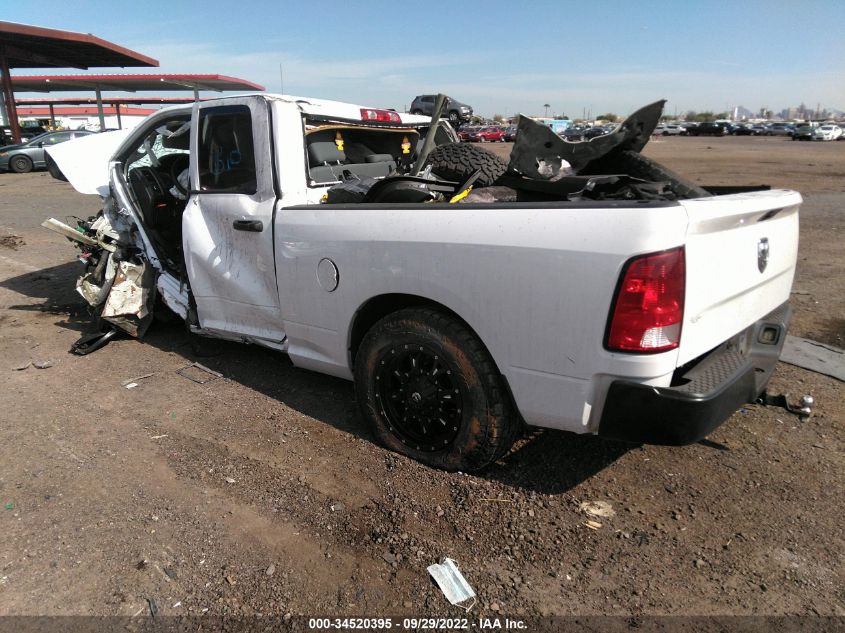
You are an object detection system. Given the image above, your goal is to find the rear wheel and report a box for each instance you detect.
[411,109,423,115]
[10,155,33,173]
[355,308,519,472]
[448,111,460,124]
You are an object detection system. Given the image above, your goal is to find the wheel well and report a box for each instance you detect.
[349,294,475,368]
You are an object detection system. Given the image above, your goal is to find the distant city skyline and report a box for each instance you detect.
[2,0,843,119]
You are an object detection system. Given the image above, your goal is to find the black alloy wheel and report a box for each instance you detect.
[355,308,520,472]
[374,343,463,452]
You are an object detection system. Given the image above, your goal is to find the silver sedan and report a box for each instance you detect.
[0,130,92,173]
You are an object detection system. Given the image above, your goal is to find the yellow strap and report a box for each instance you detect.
[449,186,473,203]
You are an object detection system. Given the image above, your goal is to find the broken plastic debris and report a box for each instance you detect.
[580,500,615,519]
[427,558,476,612]
[13,361,31,371]
[125,382,139,390]
[4,502,13,510]
[33,360,53,369]
[584,520,603,530]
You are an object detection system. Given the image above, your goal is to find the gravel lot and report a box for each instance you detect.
[0,136,842,620]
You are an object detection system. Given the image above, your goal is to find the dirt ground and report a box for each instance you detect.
[0,136,842,622]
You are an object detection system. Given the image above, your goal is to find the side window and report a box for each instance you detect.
[198,105,257,194]
[43,132,70,145]
[421,96,434,103]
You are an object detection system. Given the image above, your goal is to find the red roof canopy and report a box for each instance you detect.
[18,106,156,117]
[14,96,199,106]
[0,21,158,69]
[11,73,265,92]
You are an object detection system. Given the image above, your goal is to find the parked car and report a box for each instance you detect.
[468,126,506,142]
[503,125,518,142]
[1,125,48,146]
[44,95,800,472]
[0,130,93,173]
[767,123,795,136]
[410,95,473,126]
[731,124,756,136]
[838,124,845,140]
[659,124,685,136]
[581,127,609,140]
[750,124,770,136]
[812,124,843,141]
[686,122,730,136]
[791,124,815,141]
[458,126,477,141]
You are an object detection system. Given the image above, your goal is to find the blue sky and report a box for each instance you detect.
[5,0,844,117]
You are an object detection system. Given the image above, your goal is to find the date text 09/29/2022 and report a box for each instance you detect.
[307,617,527,629]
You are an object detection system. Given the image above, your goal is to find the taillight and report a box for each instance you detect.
[360,108,402,123]
[606,247,685,353]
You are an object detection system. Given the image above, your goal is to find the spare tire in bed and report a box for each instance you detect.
[424,142,508,187]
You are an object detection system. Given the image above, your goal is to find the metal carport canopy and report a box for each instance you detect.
[0,21,159,142]
[11,74,265,131]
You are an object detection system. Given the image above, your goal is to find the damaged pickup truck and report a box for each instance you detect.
[44,94,800,471]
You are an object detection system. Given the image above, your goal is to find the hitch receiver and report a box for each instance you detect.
[756,391,814,421]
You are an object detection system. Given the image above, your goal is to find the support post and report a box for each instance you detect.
[95,85,105,131]
[0,44,21,143]
[193,86,199,102]
[49,103,55,129]
[115,103,122,129]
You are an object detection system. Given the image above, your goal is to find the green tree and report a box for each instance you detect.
[596,113,618,122]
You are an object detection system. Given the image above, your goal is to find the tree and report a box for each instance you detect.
[492,113,505,123]
[596,113,618,122]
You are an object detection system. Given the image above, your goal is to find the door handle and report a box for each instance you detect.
[233,219,263,232]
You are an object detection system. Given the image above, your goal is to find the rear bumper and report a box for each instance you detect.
[598,302,791,445]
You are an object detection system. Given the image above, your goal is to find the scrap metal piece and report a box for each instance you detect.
[780,335,844,382]
[69,328,121,356]
[427,558,476,611]
[412,93,449,176]
[41,217,117,252]
[176,362,223,384]
[507,100,666,177]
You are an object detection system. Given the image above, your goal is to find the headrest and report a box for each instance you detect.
[365,153,394,163]
[308,141,345,165]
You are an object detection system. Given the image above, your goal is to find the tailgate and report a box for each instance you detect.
[677,189,801,365]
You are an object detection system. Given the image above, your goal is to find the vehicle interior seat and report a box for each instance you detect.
[307,134,396,184]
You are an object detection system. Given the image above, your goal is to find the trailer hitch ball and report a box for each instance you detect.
[755,391,814,421]
[799,395,814,421]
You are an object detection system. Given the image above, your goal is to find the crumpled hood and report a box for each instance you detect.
[45,129,132,196]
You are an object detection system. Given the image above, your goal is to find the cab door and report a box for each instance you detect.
[183,96,284,342]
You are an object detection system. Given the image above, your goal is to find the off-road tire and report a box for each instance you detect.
[424,142,508,187]
[583,149,711,199]
[355,308,519,472]
[10,155,33,174]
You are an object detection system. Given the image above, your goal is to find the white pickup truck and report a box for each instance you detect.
[45,94,800,471]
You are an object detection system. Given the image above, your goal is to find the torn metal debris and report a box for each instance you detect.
[176,362,223,384]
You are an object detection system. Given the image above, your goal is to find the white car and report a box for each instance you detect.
[813,124,843,141]
[44,94,800,471]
